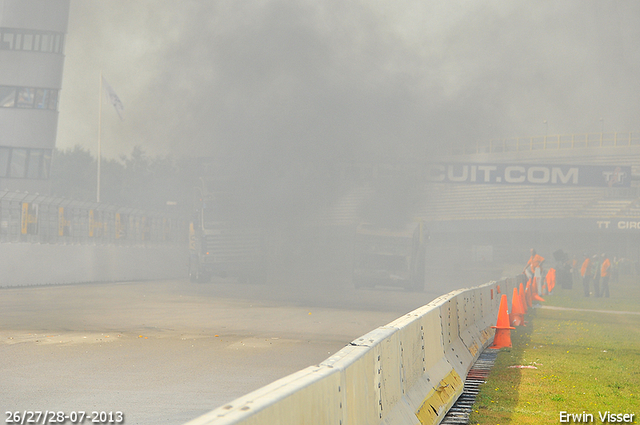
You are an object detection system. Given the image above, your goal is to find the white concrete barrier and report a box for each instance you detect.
[191,365,344,425]
[0,243,186,287]
[184,278,527,425]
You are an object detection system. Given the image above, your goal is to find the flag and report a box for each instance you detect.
[102,76,124,120]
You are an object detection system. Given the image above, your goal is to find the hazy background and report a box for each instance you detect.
[58,0,640,163]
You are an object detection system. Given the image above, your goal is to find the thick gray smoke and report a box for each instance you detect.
[58,0,640,224]
[61,1,640,157]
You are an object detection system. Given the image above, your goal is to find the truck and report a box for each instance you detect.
[188,177,267,283]
[352,221,428,291]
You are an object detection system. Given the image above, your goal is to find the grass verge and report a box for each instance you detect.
[469,274,640,424]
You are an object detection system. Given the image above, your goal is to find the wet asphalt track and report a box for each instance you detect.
[0,275,470,425]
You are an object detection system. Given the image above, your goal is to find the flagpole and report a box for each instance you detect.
[97,75,124,203]
[97,71,102,203]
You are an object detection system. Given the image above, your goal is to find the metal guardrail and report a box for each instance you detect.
[0,190,188,245]
[454,132,640,155]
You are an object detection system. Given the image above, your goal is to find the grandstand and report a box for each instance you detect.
[423,136,640,277]
[420,185,610,221]
[450,132,640,159]
[313,185,376,227]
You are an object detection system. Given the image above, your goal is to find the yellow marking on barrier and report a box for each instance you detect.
[58,207,71,236]
[21,203,29,235]
[416,369,463,425]
[467,341,479,358]
[480,327,493,345]
[21,203,38,235]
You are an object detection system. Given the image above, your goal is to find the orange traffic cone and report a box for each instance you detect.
[519,283,528,314]
[510,287,525,326]
[532,277,546,302]
[525,281,533,309]
[490,294,515,349]
[496,284,501,294]
[546,268,556,293]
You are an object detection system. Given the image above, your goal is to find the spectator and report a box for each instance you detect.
[591,254,601,297]
[600,254,611,298]
[524,248,544,279]
[571,254,581,288]
[580,254,591,297]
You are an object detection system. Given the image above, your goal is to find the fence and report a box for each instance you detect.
[0,190,188,245]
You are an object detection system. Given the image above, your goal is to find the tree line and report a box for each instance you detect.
[49,144,418,228]
[49,145,198,211]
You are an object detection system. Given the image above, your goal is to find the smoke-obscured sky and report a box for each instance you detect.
[57,0,640,162]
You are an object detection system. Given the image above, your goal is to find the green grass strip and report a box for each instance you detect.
[469,274,640,424]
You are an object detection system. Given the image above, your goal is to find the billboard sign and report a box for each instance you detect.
[426,163,631,187]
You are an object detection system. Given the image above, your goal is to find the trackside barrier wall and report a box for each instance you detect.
[0,244,187,287]
[0,190,189,287]
[184,276,527,425]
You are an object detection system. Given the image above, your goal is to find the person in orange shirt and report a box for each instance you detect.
[524,249,545,293]
[600,254,611,298]
[580,254,591,297]
[591,254,601,297]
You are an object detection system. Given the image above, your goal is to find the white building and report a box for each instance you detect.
[0,0,70,192]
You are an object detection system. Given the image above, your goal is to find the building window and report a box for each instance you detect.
[1,32,14,49]
[9,148,27,178]
[0,147,10,177]
[0,86,58,110]
[17,88,35,108]
[0,147,53,179]
[35,89,49,109]
[42,150,52,179]
[0,86,16,108]
[54,33,62,53]
[33,34,41,51]
[40,33,51,52]
[27,150,43,179]
[22,33,34,51]
[48,90,58,110]
[0,28,65,54]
